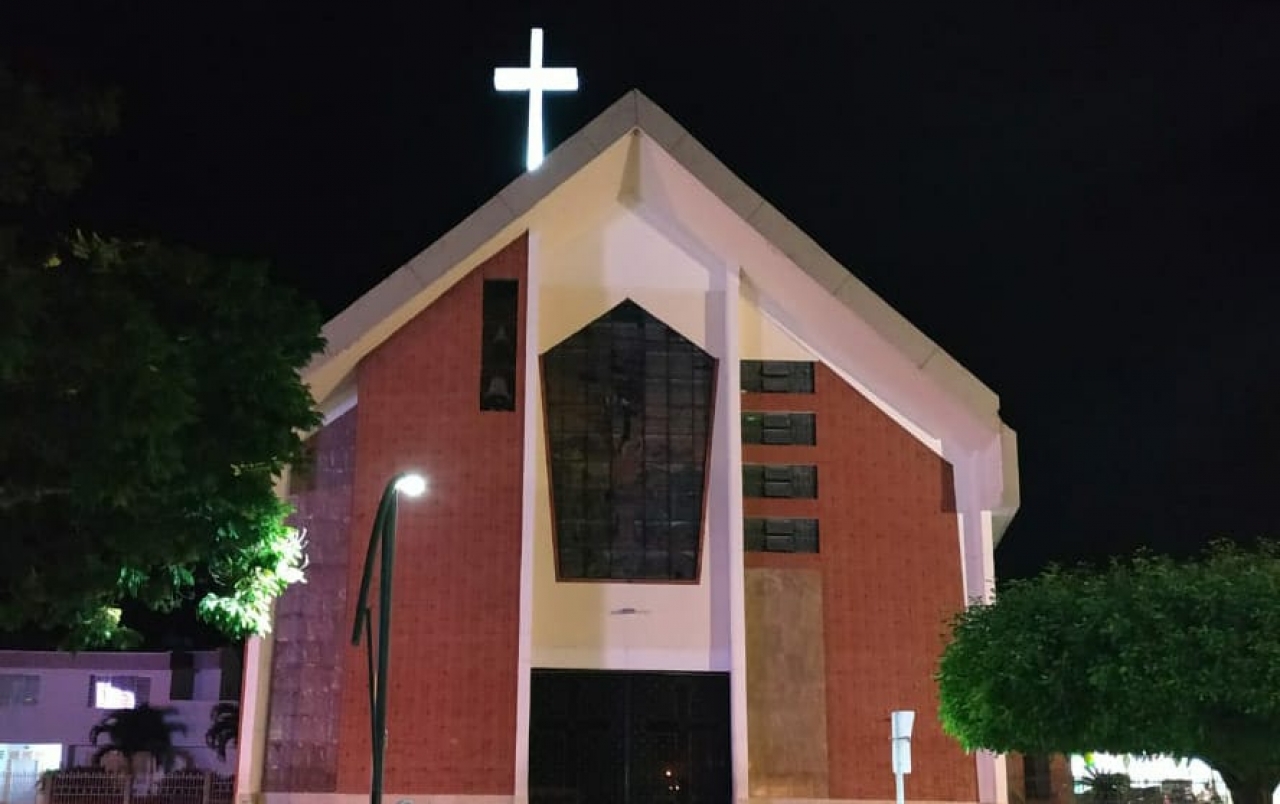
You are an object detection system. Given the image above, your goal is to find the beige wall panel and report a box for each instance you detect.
[746,567,830,799]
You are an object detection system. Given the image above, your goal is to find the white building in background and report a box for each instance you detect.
[0,649,240,782]
[1072,753,1223,796]
[1070,753,1280,804]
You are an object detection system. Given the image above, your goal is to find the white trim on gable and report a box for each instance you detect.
[320,387,357,426]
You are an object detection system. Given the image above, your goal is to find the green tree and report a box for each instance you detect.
[0,64,322,648]
[938,541,1280,804]
[0,63,117,212]
[90,704,188,771]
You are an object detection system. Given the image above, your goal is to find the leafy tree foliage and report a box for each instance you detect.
[90,705,189,771]
[938,541,1280,804]
[0,63,117,213]
[0,64,322,648]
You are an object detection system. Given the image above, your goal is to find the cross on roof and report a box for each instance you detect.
[493,28,579,171]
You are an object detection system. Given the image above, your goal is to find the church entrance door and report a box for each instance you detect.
[529,670,731,804]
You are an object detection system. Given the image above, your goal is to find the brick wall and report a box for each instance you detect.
[1009,752,1077,804]
[744,363,973,801]
[334,234,528,795]
[265,409,357,792]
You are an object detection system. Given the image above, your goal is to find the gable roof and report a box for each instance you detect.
[304,89,1018,538]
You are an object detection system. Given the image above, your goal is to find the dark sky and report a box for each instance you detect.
[4,4,1279,581]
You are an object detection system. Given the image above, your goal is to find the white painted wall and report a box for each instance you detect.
[738,285,816,362]
[531,205,731,672]
[0,652,236,772]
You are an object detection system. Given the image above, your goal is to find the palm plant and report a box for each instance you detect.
[89,705,188,772]
[205,702,239,761]
[1082,769,1132,804]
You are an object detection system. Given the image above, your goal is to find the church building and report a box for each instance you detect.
[236,90,1020,804]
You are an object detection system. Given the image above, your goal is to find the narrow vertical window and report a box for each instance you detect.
[480,280,519,411]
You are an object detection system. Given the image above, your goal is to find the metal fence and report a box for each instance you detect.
[0,771,234,804]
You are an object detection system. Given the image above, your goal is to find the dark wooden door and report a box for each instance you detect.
[529,671,731,804]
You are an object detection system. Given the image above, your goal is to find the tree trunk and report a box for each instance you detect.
[1218,769,1278,804]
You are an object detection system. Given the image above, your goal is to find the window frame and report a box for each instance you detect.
[0,673,40,707]
[87,674,152,710]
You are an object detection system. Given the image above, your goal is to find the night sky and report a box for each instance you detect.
[4,4,1279,581]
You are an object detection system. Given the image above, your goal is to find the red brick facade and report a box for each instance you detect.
[744,364,973,801]
[333,235,528,794]
[272,237,979,799]
[1008,753,1076,804]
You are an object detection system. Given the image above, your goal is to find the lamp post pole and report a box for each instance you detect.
[351,472,426,804]
[891,710,916,804]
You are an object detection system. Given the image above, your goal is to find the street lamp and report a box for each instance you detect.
[351,471,427,804]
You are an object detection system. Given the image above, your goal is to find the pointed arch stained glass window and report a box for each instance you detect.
[542,300,717,581]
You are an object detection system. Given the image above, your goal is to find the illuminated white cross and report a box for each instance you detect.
[493,28,579,171]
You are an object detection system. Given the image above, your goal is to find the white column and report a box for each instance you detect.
[973,504,1005,804]
[719,264,750,803]
[951,451,1005,804]
[234,634,273,804]
[512,231,542,804]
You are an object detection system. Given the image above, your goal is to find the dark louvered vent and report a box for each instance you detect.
[740,360,814,393]
[744,518,819,553]
[741,412,816,445]
[742,464,818,498]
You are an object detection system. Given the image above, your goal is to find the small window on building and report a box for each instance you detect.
[0,674,39,706]
[169,651,195,701]
[740,361,814,393]
[744,518,819,553]
[741,412,816,445]
[742,464,818,498]
[88,675,151,709]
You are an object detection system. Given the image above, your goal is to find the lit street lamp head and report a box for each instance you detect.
[394,473,427,497]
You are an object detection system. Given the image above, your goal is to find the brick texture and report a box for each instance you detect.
[334,235,528,795]
[743,363,973,801]
[1008,752,1077,804]
[265,409,357,792]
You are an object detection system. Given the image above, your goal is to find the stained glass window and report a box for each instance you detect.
[542,300,716,581]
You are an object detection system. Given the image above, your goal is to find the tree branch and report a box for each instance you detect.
[0,487,71,508]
